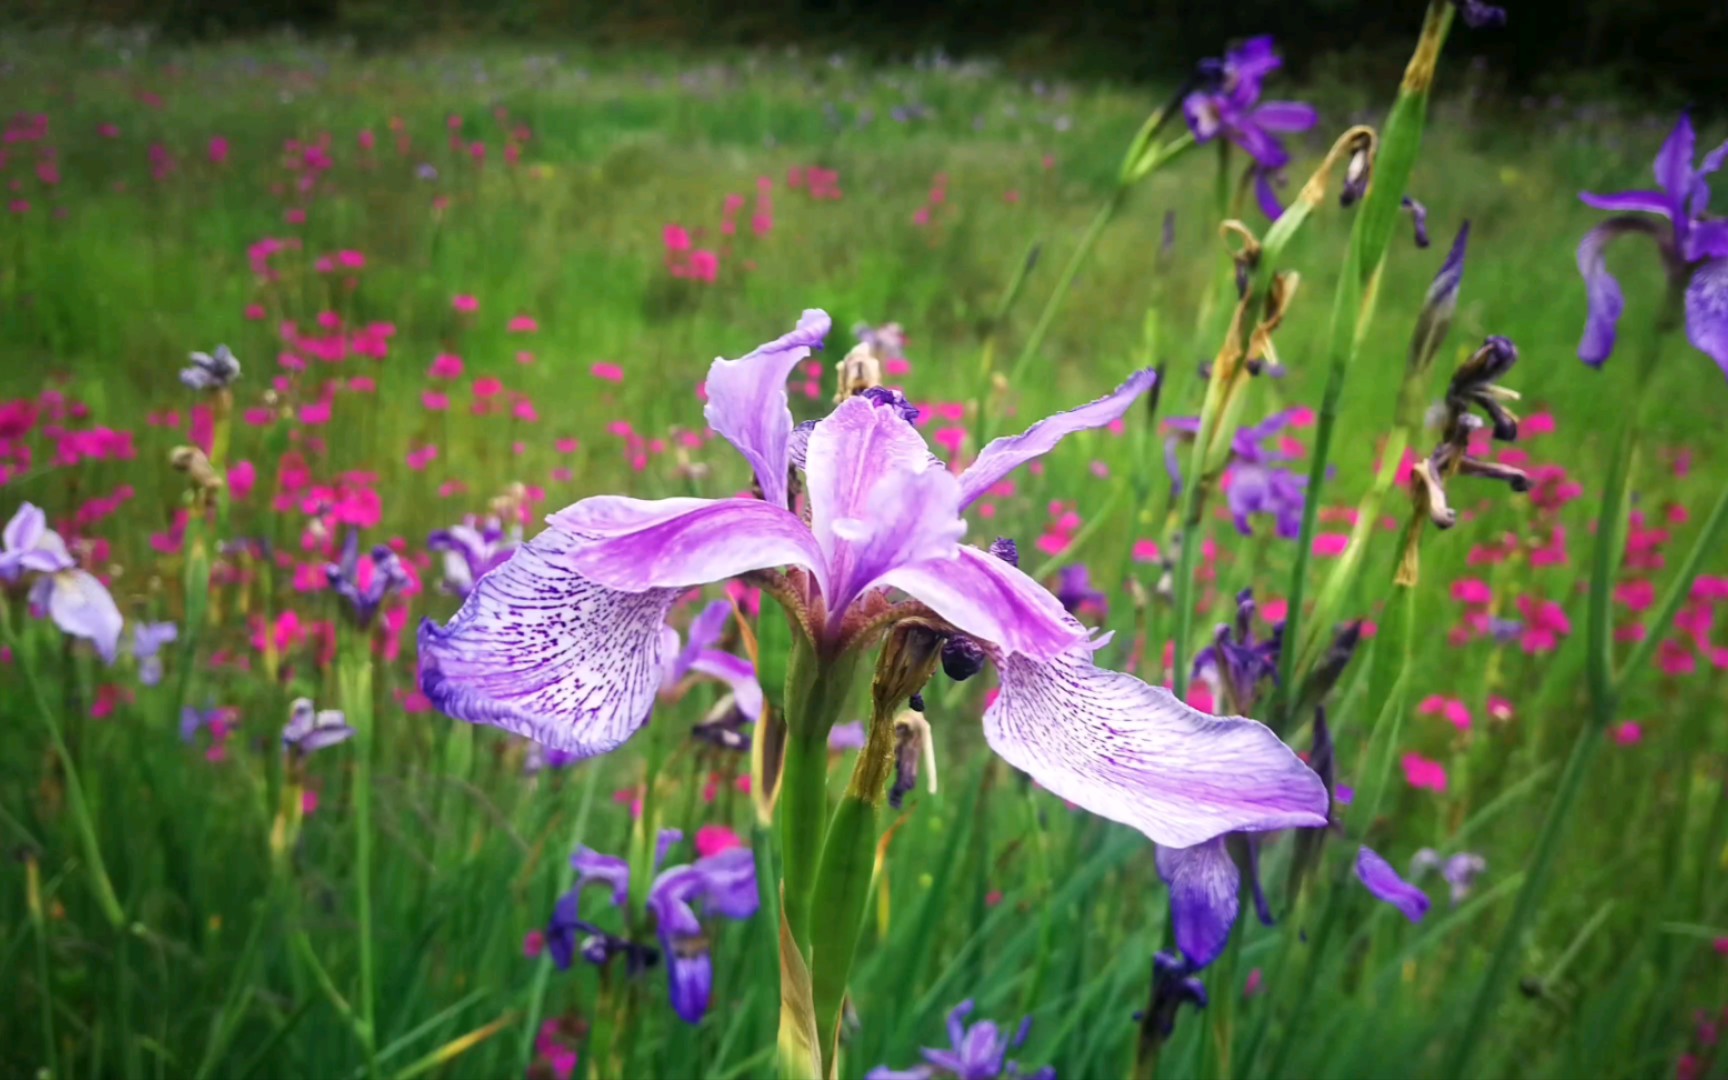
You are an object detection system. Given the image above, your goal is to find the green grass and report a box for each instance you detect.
[2,20,1727,1080]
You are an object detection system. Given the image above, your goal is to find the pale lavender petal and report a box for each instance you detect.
[983,645,1328,849]
[702,309,832,509]
[1356,847,1431,923]
[1654,112,1696,202]
[1576,223,1625,367]
[883,545,1088,662]
[1251,101,1318,133]
[571,847,632,906]
[693,846,760,920]
[671,599,733,682]
[3,502,45,555]
[550,495,827,594]
[1578,189,1671,217]
[804,396,965,620]
[687,649,764,721]
[1155,838,1240,969]
[418,528,679,757]
[956,369,1156,508]
[48,570,124,664]
[1685,258,1728,377]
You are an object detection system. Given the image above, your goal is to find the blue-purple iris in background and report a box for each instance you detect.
[1577,111,1728,377]
[2,502,124,663]
[1166,410,1308,540]
[546,833,758,1024]
[180,344,242,391]
[282,697,354,756]
[324,530,409,628]
[130,621,178,686]
[867,999,1053,1080]
[427,516,519,598]
[420,310,1327,852]
[1182,36,1318,220]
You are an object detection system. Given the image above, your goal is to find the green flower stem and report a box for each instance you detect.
[1445,285,1678,1077]
[1615,480,1728,685]
[778,633,862,956]
[1,593,124,928]
[517,761,602,1073]
[26,853,57,1080]
[1277,0,1452,725]
[338,639,380,1077]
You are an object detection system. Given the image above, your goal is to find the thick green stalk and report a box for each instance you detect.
[338,640,380,1075]
[809,778,886,1063]
[1445,288,1674,1075]
[1,594,124,927]
[778,634,862,955]
[1277,0,1452,723]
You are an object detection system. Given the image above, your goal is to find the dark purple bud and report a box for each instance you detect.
[941,635,986,682]
[1466,335,1519,383]
[909,691,925,712]
[1458,0,1507,29]
[889,715,924,809]
[1307,621,1363,706]
[1400,196,1431,248]
[1141,951,1209,1045]
[988,536,1019,567]
[1340,145,1372,207]
[1459,457,1532,492]
[1310,706,1336,796]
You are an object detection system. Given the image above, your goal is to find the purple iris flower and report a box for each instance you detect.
[547,839,758,1024]
[1411,847,1488,904]
[1163,412,1307,538]
[3,502,124,663]
[420,310,1327,851]
[1191,588,1282,715]
[1576,112,1728,376]
[1053,564,1107,618]
[325,530,409,628]
[180,705,229,744]
[180,345,241,391]
[130,621,178,686]
[1182,37,1318,219]
[427,516,519,598]
[282,697,355,755]
[867,999,1054,1080]
[1355,848,1431,923]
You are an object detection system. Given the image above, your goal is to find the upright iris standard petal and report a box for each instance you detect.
[983,644,1328,849]
[1356,847,1431,923]
[1684,258,1728,376]
[571,847,632,907]
[702,309,832,510]
[804,396,966,619]
[44,570,124,663]
[1576,223,1627,366]
[550,496,828,594]
[685,649,764,720]
[1156,838,1240,969]
[678,600,734,664]
[1653,112,1696,208]
[418,528,681,757]
[884,546,1087,663]
[955,369,1157,508]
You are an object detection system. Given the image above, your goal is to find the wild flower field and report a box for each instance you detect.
[3,6,1727,1078]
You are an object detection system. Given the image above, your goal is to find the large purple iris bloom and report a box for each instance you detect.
[3,502,124,663]
[867,999,1053,1080]
[547,837,757,1024]
[1577,112,1728,376]
[1182,37,1318,219]
[419,310,1325,851]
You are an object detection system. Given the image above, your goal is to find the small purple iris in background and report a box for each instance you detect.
[867,999,1053,1080]
[1181,36,1318,220]
[1053,564,1107,619]
[325,530,409,628]
[1411,847,1489,904]
[130,621,178,686]
[180,344,242,391]
[546,834,758,1024]
[427,516,518,598]
[3,502,124,663]
[282,697,354,756]
[1576,111,1728,376]
[1167,411,1308,540]
[421,310,1327,852]
[1192,588,1282,715]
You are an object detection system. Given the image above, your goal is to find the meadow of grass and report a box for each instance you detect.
[2,10,1727,1079]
